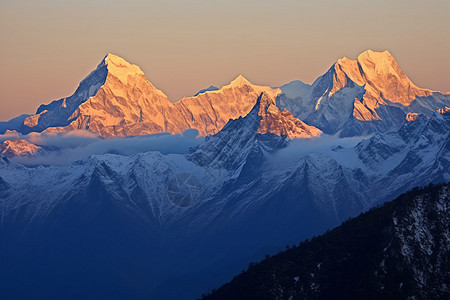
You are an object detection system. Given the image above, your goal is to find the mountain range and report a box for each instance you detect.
[0,50,449,299]
[1,97,449,299]
[1,50,449,143]
[0,54,280,138]
[277,50,450,136]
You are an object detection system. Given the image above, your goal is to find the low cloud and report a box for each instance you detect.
[267,135,368,168]
[7,129,203,165]
[3,130,370,167]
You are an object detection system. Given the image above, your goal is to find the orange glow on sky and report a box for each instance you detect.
[0,0,449,121]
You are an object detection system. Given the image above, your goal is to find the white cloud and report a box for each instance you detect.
[7,129,203,165]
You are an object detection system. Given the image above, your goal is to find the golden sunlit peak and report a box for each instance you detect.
[103,53,133,67]
[357,49,393,62]
[336,56,352,65]
[336,50,394,67]
[228,74,252,87]
[101,53,144,83]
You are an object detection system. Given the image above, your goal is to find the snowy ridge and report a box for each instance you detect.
[187,92,320,174]
[1,55,282,138]
[0,110,449,298]
[0,107,448,228]
[4,50,448,140]
[277,50,450,137]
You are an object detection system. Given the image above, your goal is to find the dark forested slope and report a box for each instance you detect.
[203,183,450,299]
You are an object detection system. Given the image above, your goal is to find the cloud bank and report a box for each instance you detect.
[267,135,368,168]
[5,129,203,165]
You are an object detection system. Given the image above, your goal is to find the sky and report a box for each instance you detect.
[0,0,449,121]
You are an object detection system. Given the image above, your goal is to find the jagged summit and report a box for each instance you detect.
[254,93,322,139]
[102,53,139,68]
[100,53,145,84]
[336,49,393,65]
[187,92,321,171]
[228,74,252,87]
[5,54,282,138]
[357,49,393,60]
[3,50,448,140]
[250,92,280,120]
[176,76,281,136]
[332,49,433,105]
[209,91,321,141]
[277,49,450,137]
[255,91,273,115]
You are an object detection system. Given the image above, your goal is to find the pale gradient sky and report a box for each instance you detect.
[1,0,449,121]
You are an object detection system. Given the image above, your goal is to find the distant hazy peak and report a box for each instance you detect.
[279,80,311,99]
[194,85,219,97]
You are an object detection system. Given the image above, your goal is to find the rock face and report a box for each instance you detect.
[0,92,321,160]
[187,92,321,172]
[7,54,281,138]
[0,139,42,158]
[277,50,450,136]
[256,93,322,139]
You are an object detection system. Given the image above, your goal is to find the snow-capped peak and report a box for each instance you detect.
[357,49,393,62]
[254,93,322,139]
[100,53,145,84]
[334,49,397,79]
[330,49,433,106]
[228,75,252,87]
